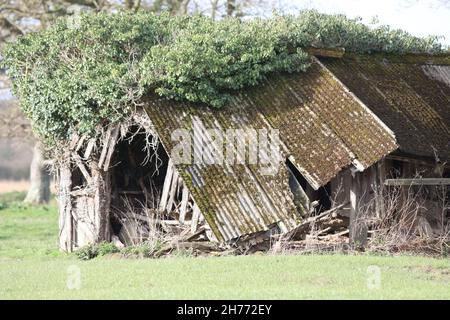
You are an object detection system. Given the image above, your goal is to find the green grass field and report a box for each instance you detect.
[0,192,449,299]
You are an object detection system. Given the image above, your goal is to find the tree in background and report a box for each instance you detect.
[0,98,34,181]
[0,78,50,203]
[0,0,100,204]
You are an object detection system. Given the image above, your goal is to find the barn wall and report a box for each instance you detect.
[328,161,385,247]
[57,123,212,252]
[326,156,449,248]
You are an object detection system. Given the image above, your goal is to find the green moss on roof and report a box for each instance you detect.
[321,55,450,160]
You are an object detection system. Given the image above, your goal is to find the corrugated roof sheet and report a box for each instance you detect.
[144,59,397,242]
[145,99,299,242]
[321,54,450,161]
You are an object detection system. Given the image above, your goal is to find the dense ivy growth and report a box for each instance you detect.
[2,10,445,144]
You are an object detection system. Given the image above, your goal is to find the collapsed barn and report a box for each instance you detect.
[56,50,450,252]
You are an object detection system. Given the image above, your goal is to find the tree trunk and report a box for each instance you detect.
[24,143,51,204]
[226,0,236,16]
[210,0,219,20]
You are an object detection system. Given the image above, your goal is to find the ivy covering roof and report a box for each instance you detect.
[1,10,446,145]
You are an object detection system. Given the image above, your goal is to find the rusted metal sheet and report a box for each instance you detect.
[144,59,397,242]
[321,55,450,161]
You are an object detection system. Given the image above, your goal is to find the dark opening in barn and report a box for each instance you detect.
[109,126,169,245]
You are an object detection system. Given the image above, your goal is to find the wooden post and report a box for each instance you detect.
[376,160,386,218]
[159,159,174,212]
[91,160,111,243]
[58,164,73,252]
[179,185,189,224]
[166,170,179,213]
[191,203,201,234]
[70,160,111,248]
[349,170,368,248]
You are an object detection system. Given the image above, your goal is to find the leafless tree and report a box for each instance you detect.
[0,0,106,204]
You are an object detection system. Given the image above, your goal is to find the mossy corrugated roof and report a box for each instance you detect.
[144,58,397,242]
[321,54,450,161]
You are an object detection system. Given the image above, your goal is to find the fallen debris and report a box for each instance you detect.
[283,203,349,241]
[154,241,223,258]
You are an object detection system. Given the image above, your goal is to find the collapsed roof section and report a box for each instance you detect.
[144,58,397,242]
[252,59,398,188]
[321,54,450,161]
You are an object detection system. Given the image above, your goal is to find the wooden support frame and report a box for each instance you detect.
[384,178,450,186]
[386,154,450,170]
[58,126,120,251]
[159,159,174,212]
[374,160,386,218]
[58,115,222,252]
[306,47,345,58]
[179,185,189,224]
[349,170,368,248]
[191,203,201,234]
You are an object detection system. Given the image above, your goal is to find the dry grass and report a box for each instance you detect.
[366,183,450,256]
[0,180,57,194]
[0,180,30,193]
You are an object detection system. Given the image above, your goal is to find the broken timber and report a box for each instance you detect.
[282,203,348,240]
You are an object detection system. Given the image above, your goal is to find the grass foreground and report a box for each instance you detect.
[0,192,449,299]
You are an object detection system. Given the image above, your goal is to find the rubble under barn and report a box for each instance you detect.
[57,50,450,253]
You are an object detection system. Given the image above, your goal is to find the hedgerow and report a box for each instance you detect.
[2,10,444,145]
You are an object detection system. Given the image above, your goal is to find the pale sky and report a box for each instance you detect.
[285,0,450,45]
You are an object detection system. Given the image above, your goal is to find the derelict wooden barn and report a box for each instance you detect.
[57,51,450,252]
